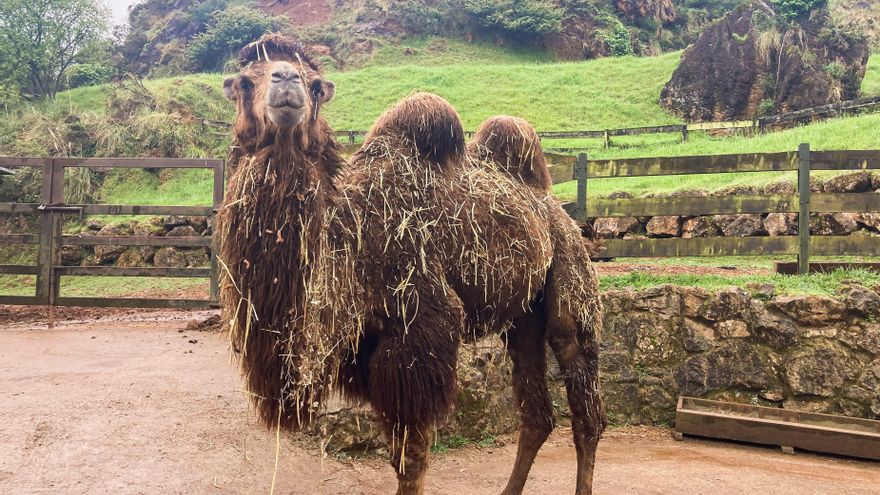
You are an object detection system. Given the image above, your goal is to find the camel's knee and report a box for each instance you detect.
[390,434,430,475]
[548,335,581,369]
[525,412,554,440]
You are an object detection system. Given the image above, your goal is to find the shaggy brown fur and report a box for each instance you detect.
[218,33,604,495]
[218,35,346,429]
[469,115,552,190]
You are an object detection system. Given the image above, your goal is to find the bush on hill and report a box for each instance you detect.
[464,0,565,38]
[775,0,827,21]
[187,7,287,72]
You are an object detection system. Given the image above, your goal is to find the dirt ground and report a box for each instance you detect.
[1,309,878,495]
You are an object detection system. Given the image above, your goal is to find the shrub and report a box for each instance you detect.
[396,0,458,35]
[187,7,286,72]
[824,61,846,80]
[67,63,117,89]
[186,0,229,27]
[758,98,776,117]
[464,0,564,38]
[602,16,634,56]
[774,0,827,21]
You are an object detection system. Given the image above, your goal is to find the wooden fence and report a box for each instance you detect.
[544,146,880,274]
[0,157,224,308]
[1,147,878,308]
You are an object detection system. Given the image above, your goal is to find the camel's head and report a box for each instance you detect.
[223,33,335,148]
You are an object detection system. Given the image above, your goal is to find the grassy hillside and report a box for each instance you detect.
[864,56,880,96]
[42,51,879,135]
[3,50,879,206]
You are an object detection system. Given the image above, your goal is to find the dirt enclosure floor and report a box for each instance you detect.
[1,308,879,495]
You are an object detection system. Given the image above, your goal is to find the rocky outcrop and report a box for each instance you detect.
[545,15,610,61]
[615,0,676,23]
[660,1,870,121]
[306,284,880,453]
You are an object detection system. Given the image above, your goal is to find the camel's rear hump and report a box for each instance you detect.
[469,116,552,191]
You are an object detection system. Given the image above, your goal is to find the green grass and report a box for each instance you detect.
[325,52,683,131]
[600,268,880,296]
[865,56,880,97]
[39,50,880,131]
[358,36,554,68]
[0,275,208,297]
[552,113,880,200]
[99,168,214,206]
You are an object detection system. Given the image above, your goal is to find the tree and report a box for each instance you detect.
[0,0,109,99]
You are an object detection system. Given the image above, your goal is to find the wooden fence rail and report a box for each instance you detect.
[0,157,224,308]
[545,146,880,274]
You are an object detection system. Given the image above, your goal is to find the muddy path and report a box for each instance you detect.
[1,311,877,494]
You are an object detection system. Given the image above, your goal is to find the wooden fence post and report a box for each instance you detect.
[797,143,811,275]
[603,130,611,148]
[36,158,64,306]
[576,153,588,222]
[209,160,225,305]
[681,125,689,143]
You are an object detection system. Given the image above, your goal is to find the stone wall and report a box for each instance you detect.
[600,284,880,425]
[589,172,880,241]
[310,284,880,453]
[62,216,211,268]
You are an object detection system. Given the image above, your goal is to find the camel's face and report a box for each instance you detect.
[263,61,309,127]
[224,58,335,141]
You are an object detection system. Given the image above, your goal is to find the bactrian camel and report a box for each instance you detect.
[218,33,604,495]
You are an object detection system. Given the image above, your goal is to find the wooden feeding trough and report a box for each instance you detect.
[675,396,880,461]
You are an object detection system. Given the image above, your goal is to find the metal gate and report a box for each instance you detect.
[0,157,224,308]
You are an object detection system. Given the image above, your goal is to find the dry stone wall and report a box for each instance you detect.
[61,216,211,268]
[589,172,880,243]
[600,284,880,425]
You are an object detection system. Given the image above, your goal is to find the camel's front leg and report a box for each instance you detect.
[390,424,432,495]
[367,284,465,495]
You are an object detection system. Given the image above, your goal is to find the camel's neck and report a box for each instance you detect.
[256,119,346,184]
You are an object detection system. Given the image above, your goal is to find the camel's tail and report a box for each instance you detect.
[359,92,465,166]
[469,115,552,191]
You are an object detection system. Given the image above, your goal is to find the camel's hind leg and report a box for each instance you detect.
[368,287,464,495]
[500,310,554,495]
[545,281,605,494]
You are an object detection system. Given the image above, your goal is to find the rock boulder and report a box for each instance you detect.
[660,1,869,121]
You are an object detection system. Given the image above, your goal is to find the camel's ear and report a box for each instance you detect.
[223,76,237,100]
[310,78,335,104]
